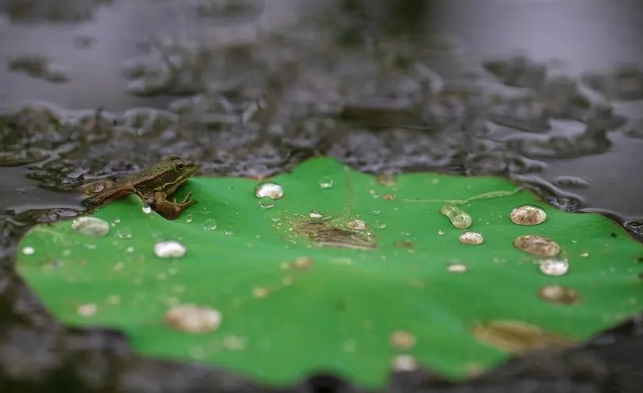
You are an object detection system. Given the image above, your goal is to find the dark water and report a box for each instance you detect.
[1,0,643,392]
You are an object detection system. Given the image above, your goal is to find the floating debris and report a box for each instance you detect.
[77,303,98,317]
[447,263,467,273]
[71,217,110,237]
[319,177,334,189]
[346,219,368,230]
[510,205,547,226]
[473,320,575,353]
[440,204,472,229]
[390,330,416,350]
[538,285,579,305]
[255,182,284,199]
[459,231,484,245]
[514,235,561,257]
[154,240,187,258]
[258,197,275,209]
[382,194,396,201]
[202,218,217,231]
[165,304,222,333]
[539,258,569,276]
[391,355,417,371]
[22,246,35,255]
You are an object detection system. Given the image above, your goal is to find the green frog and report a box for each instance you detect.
[82,155,199,220]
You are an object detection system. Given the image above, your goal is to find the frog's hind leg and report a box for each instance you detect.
[152,191,197,220]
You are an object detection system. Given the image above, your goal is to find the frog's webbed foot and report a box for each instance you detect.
[153,193,197,220]
[172,191,195,206]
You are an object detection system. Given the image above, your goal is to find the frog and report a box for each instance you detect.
[81,155,199,220]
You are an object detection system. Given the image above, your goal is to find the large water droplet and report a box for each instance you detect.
[255,182,284,199]
[258,197,274,209]
[309,211,323,218]
[440,204,472,229]
[514,235,561,257]
[154,240,186,258]
[510,205,547,226]
[165,304,222,333]
[71,217,110,237]
[318,177,334,189]
[183,214,194,223]
[539,258,569,276]
[459,231,484,245]
[202,218,217,231]
[142,205,152,214]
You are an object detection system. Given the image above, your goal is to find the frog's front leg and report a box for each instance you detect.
[150,191,197,220]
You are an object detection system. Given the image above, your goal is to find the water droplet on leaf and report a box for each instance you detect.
[115,227,132,239]
[318,177,334,189]
[165,304,222,333]
[154,240,186,258]
[514,235,561,257]
[440,204,472,229]
[539,258,569,276]
[202,218,217,231]
[22,246,35,255]
[255,182,284,199]
[538,285,579,305]
[391,355,417,371]
[71,217,110,237]
[459,231,484,245]
[510,205,547,226]
[77,303,98,317]
[447,263,467,273]
[258,197,274,209]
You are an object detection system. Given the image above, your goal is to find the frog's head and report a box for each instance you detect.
[159,155,199,194]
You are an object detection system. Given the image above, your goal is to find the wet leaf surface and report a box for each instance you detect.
[15,157,643,388]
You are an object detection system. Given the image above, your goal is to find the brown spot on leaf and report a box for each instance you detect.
[473,320,576,353]
[294,219,376,249]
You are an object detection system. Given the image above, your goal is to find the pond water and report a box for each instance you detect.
[0,0,642,391]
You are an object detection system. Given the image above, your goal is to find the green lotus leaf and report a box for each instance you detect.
[15,157,643,388]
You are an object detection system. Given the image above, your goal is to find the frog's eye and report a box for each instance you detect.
[174,160,185,170]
